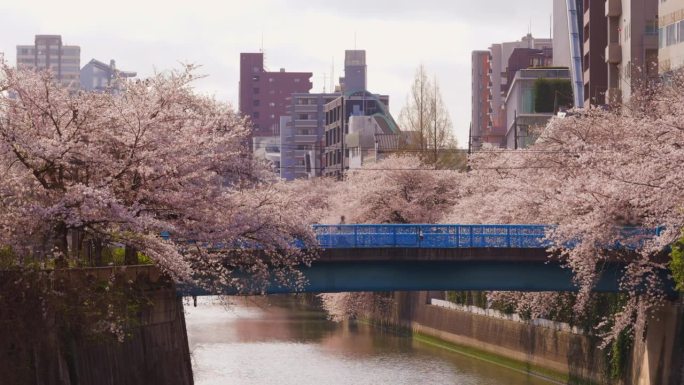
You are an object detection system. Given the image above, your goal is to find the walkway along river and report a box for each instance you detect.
[185,295,556,385]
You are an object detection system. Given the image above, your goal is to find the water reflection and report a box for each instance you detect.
[186,296,554,385]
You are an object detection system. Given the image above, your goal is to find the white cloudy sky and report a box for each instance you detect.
[0,0,553,147]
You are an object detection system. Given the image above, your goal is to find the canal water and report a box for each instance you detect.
[185,296,555,385]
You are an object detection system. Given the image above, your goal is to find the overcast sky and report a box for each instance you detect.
[0,0,553,148]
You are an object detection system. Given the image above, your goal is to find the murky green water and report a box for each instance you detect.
[185,296,556,385]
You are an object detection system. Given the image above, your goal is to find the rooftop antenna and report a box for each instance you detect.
[260,31,264,53]
[529,18,532,35]
[323,73,327,93]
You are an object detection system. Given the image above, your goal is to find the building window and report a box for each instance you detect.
[252,112,260,119]
[253,99,260,107]
[294,78,300,83]
[268,77,274,82]
[679,21,684,44]
[253,87,259,94]
[252,75,260,81]
[667,24,677,46]
[298,113,309,120]
[268,102,275,107]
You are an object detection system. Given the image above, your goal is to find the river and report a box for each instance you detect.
[185,295,556,385]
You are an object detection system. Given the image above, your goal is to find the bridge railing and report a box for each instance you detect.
[312,224,550,249]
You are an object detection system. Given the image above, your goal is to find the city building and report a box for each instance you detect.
[581,0,608,105]
[658,0,684,73]
[552,0,574,68]
[504,68,571,149]
[470,50,494,150]
[606,0,659,103]
[487,34,553,146]
[471,34,553,149]
[280,93,339,180]
[16,35,80,89]
[239,52,312,138]
[346,115,403,170]
[338,50,367,92]
[505,47,554,91]
[80,59,136,92]
[323,91,396,178]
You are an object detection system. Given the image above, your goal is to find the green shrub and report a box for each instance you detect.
[669,234,684,291]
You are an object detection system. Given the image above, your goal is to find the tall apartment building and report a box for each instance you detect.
[658,0,684,73]
[582,0,608,105]
[239,53,312,137]
[16,35,80,89]
[470,51,492,150]
[80,59,136,92]
[606,0,659,103]
[280,93,339,180]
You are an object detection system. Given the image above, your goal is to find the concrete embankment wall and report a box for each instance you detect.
[377,291,606,384]
[374,291,684,385]
[0,287,193,385]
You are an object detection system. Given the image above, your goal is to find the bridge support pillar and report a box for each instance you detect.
[631,299,684,385]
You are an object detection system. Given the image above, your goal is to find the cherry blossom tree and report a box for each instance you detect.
[0,63,315,293]
[313,156,462,319]
[448,69,684,344]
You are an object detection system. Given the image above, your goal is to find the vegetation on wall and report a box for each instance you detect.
[669,232,684,291]
[533,78,573,113]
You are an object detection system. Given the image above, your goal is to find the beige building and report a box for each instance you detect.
[606,0,659,103]
[658,0,684,73]
[16,35,80,89]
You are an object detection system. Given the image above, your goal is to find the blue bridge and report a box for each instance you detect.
[182,224,672,296]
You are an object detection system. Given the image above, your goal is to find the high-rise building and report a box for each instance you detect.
[338,50,367,92]
[470,51,493,150]
[658,0,684,73]
[581,0,608,105]
[80,59,136,92]
[239,53,312,138]
[606,0,659,103]
[16,35,80,89]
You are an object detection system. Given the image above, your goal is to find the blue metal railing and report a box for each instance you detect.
[162,224,663,250]
[313,224,550,249]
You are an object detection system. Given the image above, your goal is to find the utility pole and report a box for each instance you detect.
[514,111,519,149]
[468,122,472,156]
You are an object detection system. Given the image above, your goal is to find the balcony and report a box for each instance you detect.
[294,119,318,127]
[605,43,622,64]
[605,0,621,17]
